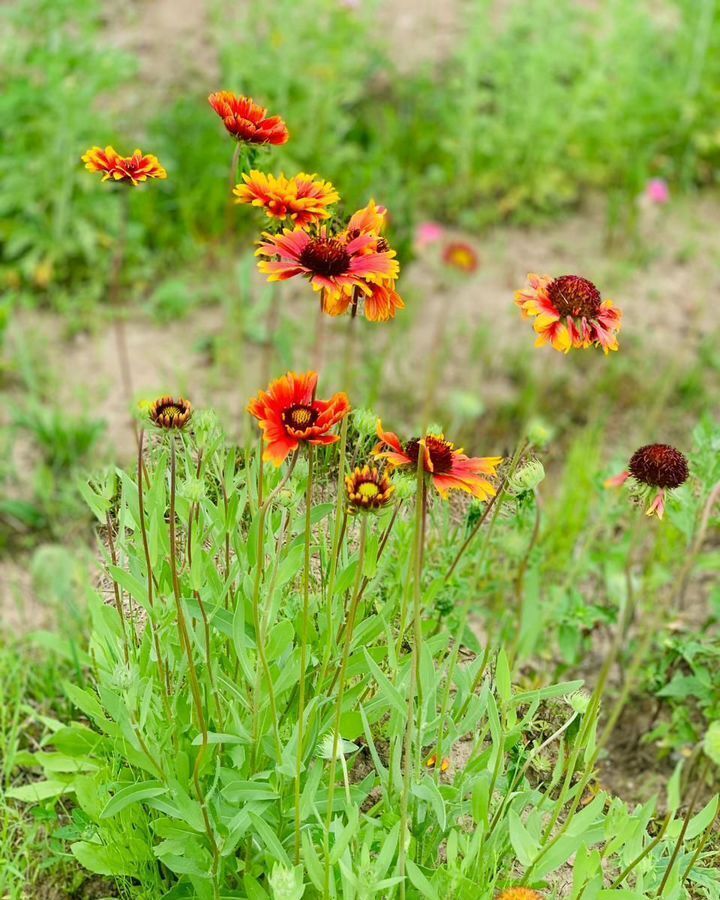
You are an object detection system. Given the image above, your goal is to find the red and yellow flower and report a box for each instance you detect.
[81,146,167,185]
[345,465,395,512]
[515,273,621,353]
[247,371,350,466]
[233,170,339,227]
[255,224,398,301]
[606,443,689,519]
[374,422,501,500]
[496,890,543,900]
[323,281,405,322]
[443,241,479,273]
[208,91,289,145]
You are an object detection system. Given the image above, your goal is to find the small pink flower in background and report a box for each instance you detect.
[645,178,670,205]
[415,221,444,249]
[340,0,361,8]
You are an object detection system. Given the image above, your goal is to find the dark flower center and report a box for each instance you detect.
[282,404,318,431]
[547,275,602,318]
[629,443,689,489]
[161,404,182,419]
[299,237,351,277]
[404,435,455,475]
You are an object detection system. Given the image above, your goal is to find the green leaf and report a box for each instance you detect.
[6,779,73,802]
[71,840,135,876]
[100,781,167,818]
[405,860,439,900]
[363,650,406,717]
[509,809,540,866]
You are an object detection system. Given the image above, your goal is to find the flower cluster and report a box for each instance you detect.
[81,146,167,185]
[515,273,621,353]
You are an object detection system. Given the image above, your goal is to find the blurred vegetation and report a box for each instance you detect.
[2,0,720,314]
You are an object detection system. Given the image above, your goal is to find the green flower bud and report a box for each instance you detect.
[526,417,555,449]
[179,476,205,504]
[353,408,377,437]
[704,721,720,767]
[268,863,305,900]
[567,689,591,716]
[510,459,545,494]
[393,471,417,501]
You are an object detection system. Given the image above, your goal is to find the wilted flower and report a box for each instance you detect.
[443,241,479,273]
[346,465,394,512]
[82,146,167,185]
[606,443,689,519]
[208,92,289,145]
[375,422,501,500]
[148,396,193,430]
[645,178,670,205]
[233,170,339,227]
[247,371,350,466]
[515,273,622,353]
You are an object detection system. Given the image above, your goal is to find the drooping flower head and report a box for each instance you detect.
[346,465,394,512]
[606,443,689,519]
[496,890,543,900]
[208,92,289,145]
[374,422,501,500]
[515,273,622,354]
[233,171,339,228]
[443,241,479,274]
[247,371,350,466]
[148,396,193,430]
[82,147,167,185]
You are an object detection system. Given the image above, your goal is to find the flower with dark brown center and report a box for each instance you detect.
[606,443,689,519]
[375,422,501,500]
[247,371,350,466]
[628,444,689,489]
[148,396,193,430]
[404,435,455,474]
[515,272,622,353]
[547,275,601,318]
[346,465,394,512]
[299,237,352,277]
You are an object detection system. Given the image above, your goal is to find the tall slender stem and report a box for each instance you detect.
[105,511,130,663]
[398,448,426,898]
[657,756,709,896]
[169,437,219,890]
[295,444,315,863]
[323,515,368,896]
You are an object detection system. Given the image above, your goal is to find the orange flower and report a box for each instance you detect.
[374,422,501,500]
[208,91,289,145]
[496,890,543,900]
[515,273,622,354]
[256,225,398,301]
[323,281,405,322]
[425,754,450,772]
[443,241,479,273]
[605,443,689,519]
[81,146,167,185]
[247,371,350,466]
[346,465,395,512]
[233,171,339,227]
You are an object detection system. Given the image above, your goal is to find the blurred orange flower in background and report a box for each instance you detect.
[208,91,289,145]
[375,422,501,500]
[443,241,479,273]
[515,273,622,353]
[247,371,350,465]
[81,146,167,185]
[234,170,339,227]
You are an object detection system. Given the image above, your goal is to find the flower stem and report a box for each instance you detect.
[168,437,219,886]
[323,515,368,897]
[398,448,426,897]
[657,755,709,896]
[295,443,315,864]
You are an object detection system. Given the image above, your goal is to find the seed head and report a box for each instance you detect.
[628,444,689,490]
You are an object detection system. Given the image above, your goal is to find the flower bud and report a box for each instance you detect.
[510,459,545,494]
